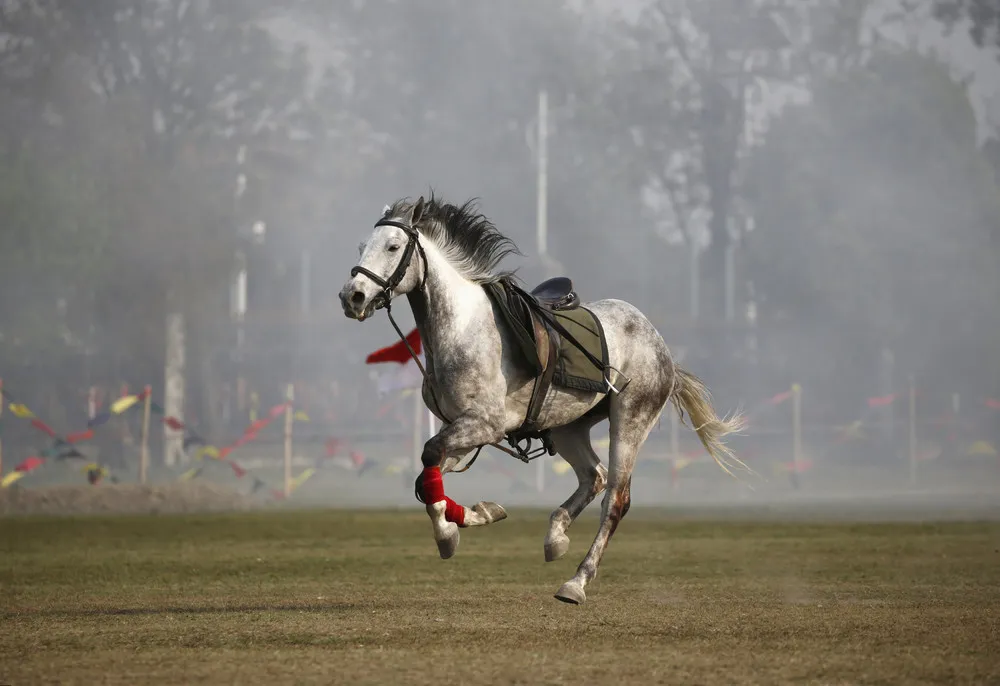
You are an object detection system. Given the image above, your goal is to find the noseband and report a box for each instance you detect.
[350,217,427,313]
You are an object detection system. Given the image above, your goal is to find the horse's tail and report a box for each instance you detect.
[670,367,751,478]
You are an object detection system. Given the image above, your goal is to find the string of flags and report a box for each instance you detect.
[0,384,318,498]
[0,385,134,488]
[161,399,315,499]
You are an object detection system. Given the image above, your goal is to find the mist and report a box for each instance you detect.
[1,0,998,515]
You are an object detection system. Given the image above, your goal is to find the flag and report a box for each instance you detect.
[366,329,421,364]
[111,395,139,414]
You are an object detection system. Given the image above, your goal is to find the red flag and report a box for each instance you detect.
[366,329,421,365]
[66,429,95,444]
[769,390,793,406]
[986,398,1000,411]
[163,416,184,430]
[868,394,897,408]
[15,456,45,473]
[30,418,56,437]
[228,461,246,478]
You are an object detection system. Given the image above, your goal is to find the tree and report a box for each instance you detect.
[744,51,1000,394]
[933,0,1000,54]
[0,1,322,437]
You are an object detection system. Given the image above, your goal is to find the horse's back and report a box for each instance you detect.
[584,298,672,376]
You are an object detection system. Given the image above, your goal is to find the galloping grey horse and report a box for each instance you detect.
[340,194,745,604]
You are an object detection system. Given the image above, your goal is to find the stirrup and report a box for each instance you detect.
[505,432,556,463]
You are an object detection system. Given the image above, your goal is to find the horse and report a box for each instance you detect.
[339,194,746,604]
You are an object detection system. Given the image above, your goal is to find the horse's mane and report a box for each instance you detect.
[386,193,521,285]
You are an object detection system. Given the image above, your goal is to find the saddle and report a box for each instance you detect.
[530,277,580,312]
[483,276,608,458]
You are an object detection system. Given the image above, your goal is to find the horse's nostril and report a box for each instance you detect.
[350,291,365,306]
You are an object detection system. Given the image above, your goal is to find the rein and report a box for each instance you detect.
[350,217,538,474]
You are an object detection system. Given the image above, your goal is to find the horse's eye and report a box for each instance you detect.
[388,244,400,253]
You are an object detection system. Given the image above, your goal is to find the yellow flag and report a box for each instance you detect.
[111,395,139,414]
[1,471,26,488]
[293,410,310,422]
[552,460,572,475]
[179,467,202,481]
[290,468,316,492]
[8,403,34,419]
[195,445,221,461]
[968,441,997,457]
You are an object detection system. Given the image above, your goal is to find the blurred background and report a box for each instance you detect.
[1,0,998,510]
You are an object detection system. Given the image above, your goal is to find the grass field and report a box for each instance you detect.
[1,509,998,685]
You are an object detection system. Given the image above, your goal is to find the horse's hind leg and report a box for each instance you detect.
[544,417,608,562]
[554,390,665,605]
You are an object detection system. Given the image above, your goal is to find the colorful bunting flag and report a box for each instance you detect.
[867,394,897,408]
[289,468,315,492]
[8,403,35,419]
[30,418,56,437]
[110,395,139,414]
[15,456,45,473]
[66,429,94,444]
[195,445,220,461]
[88,412,112,428]
[293,410,310,422]
[178,466,203,481]
[769,390,793,406]
[163,416,184,431]
[1,471,25,488]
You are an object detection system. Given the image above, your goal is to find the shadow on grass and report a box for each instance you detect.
[2,601,360,619]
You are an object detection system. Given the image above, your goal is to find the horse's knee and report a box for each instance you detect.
[420,442,442,468]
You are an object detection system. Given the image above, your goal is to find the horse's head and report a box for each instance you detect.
[340,197,427,321]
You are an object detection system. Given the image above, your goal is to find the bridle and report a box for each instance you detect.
[349,214,544,479]
[350,217,428,317]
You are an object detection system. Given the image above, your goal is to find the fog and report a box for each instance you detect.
[1,0,998,515]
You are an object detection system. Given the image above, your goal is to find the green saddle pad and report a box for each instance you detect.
[549,307,609,394]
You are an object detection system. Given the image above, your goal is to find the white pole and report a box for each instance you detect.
[412,389,423,475]
[689,239,700,321]
[724,242,736,322]
[427,408,436,439]
[300,249,311,315]
[791,383,802,483]
[908,375,917,487]
[536,89,548,261]
[670,408,680,492]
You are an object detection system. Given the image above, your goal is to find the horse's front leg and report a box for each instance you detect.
[416,414,507,559]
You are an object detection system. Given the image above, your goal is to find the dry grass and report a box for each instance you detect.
[1,509,998,685]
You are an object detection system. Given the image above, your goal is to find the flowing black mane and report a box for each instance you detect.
[386,194,521,284]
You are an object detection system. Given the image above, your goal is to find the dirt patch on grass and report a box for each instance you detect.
[0,482,255,516]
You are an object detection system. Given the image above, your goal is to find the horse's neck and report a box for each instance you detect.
[406,241,490,365]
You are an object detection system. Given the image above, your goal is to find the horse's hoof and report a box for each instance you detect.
[544,534,570,562]
[472,501,507,524]
[554,581,586,605]
[435,523,460,559]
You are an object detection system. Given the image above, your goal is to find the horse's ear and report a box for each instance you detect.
[411,196,425,224]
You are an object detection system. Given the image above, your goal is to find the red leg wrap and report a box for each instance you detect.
[421,466,466,527]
